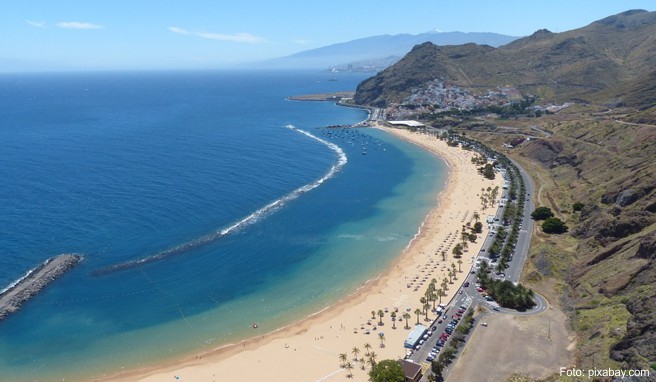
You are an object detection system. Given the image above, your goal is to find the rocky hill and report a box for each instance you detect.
[355,9,656,106]
[513,115,656,371]
[352,8,656,375]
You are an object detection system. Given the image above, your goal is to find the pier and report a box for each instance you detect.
[0,254,82,320]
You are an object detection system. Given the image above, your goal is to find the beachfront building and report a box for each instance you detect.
[388,120,426,129]
[388,120,427,133]
[403,324,427,349]
[401,359,423,382]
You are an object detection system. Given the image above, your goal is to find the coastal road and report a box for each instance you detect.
[402,138,543,380]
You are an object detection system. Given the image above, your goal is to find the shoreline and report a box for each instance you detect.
[101,125,503,382]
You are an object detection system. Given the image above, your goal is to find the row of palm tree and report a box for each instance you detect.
[480,186,500,210]
[339,344,379,378]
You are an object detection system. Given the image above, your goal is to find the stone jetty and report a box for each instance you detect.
[0,254,82,320]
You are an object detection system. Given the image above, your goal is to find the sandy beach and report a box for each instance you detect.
[102,126,503,382]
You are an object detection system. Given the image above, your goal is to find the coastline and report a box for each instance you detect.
[101,125,503,382]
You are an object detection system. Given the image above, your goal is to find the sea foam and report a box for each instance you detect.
[93,126,347,275]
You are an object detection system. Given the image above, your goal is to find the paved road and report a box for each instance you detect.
[406,151,546,377]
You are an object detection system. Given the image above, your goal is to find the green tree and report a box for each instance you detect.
[390,311,397,329]
[339,353,347,368]
[572,201,585,212]
[531,206,554,220]
[473,221,483,234]
[352,346,360,362]
[414,308,422,325]
[402,313,411,329]
[368,359,405,382]
[542,217,568,234]
[345,362,354,379]
[481,163,495,180]
[378,309,385,326]
[363,343,372,357]
[431,360,445,381]
[452,243,463,258]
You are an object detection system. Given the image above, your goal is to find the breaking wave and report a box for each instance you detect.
[92,125,347,276]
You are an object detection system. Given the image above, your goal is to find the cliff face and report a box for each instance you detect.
[517,119,656,370]
[355,10,656,107]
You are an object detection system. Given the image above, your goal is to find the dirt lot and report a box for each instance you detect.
[448,305,575,382]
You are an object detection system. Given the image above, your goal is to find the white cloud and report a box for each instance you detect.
[56,21,103,30]
[169,26,265,44]
[196,32,265,44]
[168,26,191,35]
[26,20,46,28]
[292,39,312,44]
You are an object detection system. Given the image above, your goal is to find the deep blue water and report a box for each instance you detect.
[0,70,445,381]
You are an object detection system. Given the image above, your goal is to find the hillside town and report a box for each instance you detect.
[383,78,571,120]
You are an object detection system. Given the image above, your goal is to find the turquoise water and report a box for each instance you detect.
[0,70,445,381]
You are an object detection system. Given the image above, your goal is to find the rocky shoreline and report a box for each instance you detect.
[0,254,82,320]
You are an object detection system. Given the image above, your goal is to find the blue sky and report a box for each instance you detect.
[2,0,655,71]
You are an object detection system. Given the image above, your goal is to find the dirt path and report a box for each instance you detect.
[448,305,574,382]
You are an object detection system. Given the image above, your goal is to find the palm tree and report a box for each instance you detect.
[430,290,438,310]
[377,309,384,326]
[457,259,463,273]
[339,353,347,368]
[368,351,377,367]
[442,278,449,291]
[414,308,422,325]
[419,296,427,309]
[366,355,376,369]
[391,311,397,329]
[424,303,431,321]
[359,358,366,370]
[473,211,480,224]
[371,310,376,320]
[448,270,453,284]
[441,250,446,262]
[363,343,372,357]
[436,288,443,305]
[403,313,411,329]
[345,362,354,379]
[378,333,386,348]
[352,346,360,362]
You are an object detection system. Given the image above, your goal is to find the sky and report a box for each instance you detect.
[2,0,655,72]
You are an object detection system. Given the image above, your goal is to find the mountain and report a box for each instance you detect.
[354,9,656,374]
[355,9,656,106]
[255,31,518,71]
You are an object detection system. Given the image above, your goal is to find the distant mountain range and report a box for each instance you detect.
[256,31,519,71]
[355,9,656,107]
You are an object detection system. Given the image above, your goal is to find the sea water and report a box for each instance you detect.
[0,70,446,381]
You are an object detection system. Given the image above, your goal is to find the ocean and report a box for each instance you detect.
[0,70,446,381]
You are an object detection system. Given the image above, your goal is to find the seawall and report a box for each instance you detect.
[0,254,82,320]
